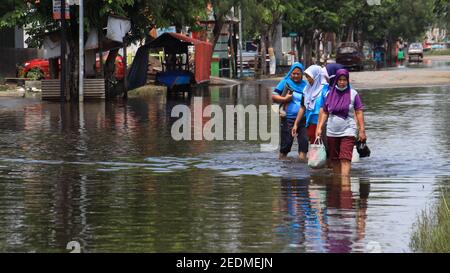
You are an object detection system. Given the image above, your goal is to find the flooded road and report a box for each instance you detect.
[0,83,449,252]
[382,57,450,71]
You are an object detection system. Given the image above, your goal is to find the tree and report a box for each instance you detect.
[206,0,240,58]
[241,0,287,76]
[284,0,340,67]
[282,0,436,66]
[356,0,435,62]
[0,0,208,100]
[434,0,450,27]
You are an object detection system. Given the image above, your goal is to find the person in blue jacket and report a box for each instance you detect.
[272,62,309,160]
[292,65,329,145]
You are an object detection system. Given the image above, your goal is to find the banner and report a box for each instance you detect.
[53,0,70,20]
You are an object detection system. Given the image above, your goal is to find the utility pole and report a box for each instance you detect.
[238,5,243,79]
[123,35,128,99]
[60,0,67,101]
[79,0,84,102]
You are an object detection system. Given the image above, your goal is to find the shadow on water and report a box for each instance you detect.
[275,175,371,253]
[0,83,448,252]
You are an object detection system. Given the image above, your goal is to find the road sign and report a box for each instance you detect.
[289,32,297,37]
[53,0,70,20]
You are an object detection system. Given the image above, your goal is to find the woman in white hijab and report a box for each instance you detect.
[292,65,329,144]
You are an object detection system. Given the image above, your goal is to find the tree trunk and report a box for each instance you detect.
[98,26,105,78]
[387,39,396,66]
[347,26,354,42]
[232,24,238,79]
[297,36,303,62]
[104,48,119,99]
[259,33,267,76]
[211,17,225,59]
[267,25,277,75]
[304,42,313,68]
[49,58,59,79]
[229,30,236,79]
[68,38,78,101]
[314,31,321,64]
[302,30,314,68]
[123,38,128,98]
[297,29,313,67]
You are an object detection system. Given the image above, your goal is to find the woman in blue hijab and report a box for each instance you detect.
[272,62,309,160]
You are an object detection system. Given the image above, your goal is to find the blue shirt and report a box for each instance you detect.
[274,83,307,119]
[305,83,329,126]
[374,52,382,62]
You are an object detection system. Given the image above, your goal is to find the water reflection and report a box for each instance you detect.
[380,58,450,71]
[276,176,370,253]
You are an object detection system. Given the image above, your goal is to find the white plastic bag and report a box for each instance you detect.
[352,145,360,163]
[106,15,131,42]
[308,137,327,169]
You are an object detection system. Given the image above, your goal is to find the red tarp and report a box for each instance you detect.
[149,33,213,84]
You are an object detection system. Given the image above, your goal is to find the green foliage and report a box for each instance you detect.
[0,0,208,46]
[241,0,288,42]
[25,68,45,81]
[284,0,340,34]
[410,189,450,253]
[280,0,437,44]
[434,0,450,27]
[361,0,435,42]
[0,0,443,48]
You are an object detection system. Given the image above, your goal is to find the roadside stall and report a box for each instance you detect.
[127,33,212,92]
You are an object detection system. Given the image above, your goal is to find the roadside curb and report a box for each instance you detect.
[0,91,25,97]
[210,76,241,86]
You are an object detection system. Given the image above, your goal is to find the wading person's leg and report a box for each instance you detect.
[332,160,341,175]
[339,137,356,176]
[341,160,351,176]
[307,124,317,144]
[280,118,294,159]
[295,118,308,161]
[327,136,341,174]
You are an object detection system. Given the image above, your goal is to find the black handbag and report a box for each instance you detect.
[278,83,294,118]
[356,140,371,158]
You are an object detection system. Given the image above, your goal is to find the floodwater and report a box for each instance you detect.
[378,57,450,71]
[0,83,449,253]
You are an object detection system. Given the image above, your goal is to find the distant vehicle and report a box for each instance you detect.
[245,41,258,52]
[237,50,258,69]
[20,58,49,79]
[20,53,125,80]
[408,43,424,62]
[423,43,432,52]
[336,42,365,71]
[431,44,446,50]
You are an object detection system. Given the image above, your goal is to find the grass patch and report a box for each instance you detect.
[410,189,450,253]
[424,49,450,56]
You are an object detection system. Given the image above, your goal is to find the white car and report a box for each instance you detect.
[408,43,424,62]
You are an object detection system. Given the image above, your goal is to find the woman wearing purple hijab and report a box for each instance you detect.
[316,69,367,176]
